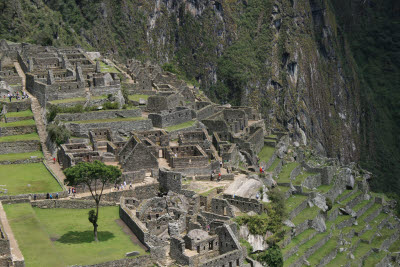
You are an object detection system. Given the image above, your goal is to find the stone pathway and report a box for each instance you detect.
[14,62,66,184]
[0,202,24,263]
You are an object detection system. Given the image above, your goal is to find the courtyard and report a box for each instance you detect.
[4,204,147,267]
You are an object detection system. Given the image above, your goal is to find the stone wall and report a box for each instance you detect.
[302,162,334,185]
[119,200,149,249]
[194,104,216,120]
[66,119,152,137]
[148,107,192,128]
[200,250,243,267]
[0,156,42,165]
[55,109,141,122]
[302,173,322,189]
[289,198,309,220]
[158,168,182,193]
[0,190,68,201]
[6,116,33,123]
[223,195,264,214]
[31,199,116,209]
[0,140,41,154]
[80,255,153,267]
[0,124,36,136]
[316,247,337,267]
[0,99,31,112]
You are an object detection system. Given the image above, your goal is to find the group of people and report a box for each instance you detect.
[68,187,77,197]
[259,166,265,173]
[114,181,133,191]
[44,192,58,199]
[4,91,29,102]
[211,170,222,181]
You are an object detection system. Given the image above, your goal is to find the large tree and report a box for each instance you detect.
[64,160,121,242]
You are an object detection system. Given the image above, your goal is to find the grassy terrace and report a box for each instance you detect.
[128,94,150,101]
[278,162,299,183]
[6,110,33,117]
[165,120,196,132]
[258,146,275,163]
[341,190,362,206]
[286,195,308,214]
[389,238,400,252]
[49,95,106,104]
[292,206,320,225]
[292,170,315,186]
[284,231,329,267]
[278,185,290,193]
[282,228,315,253]
[267,158,280,172]
[363,251,386,266]
[70,117,145,124]
[307,237,338,266]
[0,133,39,142]
[0,163,61,195]
[99,61,120,73]
[0,119,36,127]
[0,151,43,162]
[352,199,371,212]
[4,204,146,267]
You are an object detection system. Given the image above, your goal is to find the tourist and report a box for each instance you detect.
[211,171,215,181]
[68,187,71,194]
[56,193,59,199]
[124,181,127,187]
[46,192,49,199]
[129,183,132,189]
[49,194,53,199]
[33,194,37,201]
[7,93,11,102]
[219,161,222,167]
[53,157,56,164]
[218,172,221,181]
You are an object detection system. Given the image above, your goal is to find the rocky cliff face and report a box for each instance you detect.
[0,0,371,164]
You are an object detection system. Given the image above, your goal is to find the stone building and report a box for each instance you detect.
[148,107,192,128]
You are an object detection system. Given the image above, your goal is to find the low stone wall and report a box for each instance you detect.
[302,173,322,189]
[167,125,198,140]
[303,232,332,260]
[66,119,152,137]
[346,193,364,209]
[5,116,33,122]
[380,230,399,250]
[337,217,356,229]
[327,208,339,221]
[0,125,36,136]
[365,205,382,223]
[122,170,145,184]
[273,160,283,178]
[356,199,374,218]
[290,165,302,180]
[0,191,68,201]
[0,157,42,165]
[294,220,310,237]
[80,255,153,267]
[0,99,31,112]
[289,199,309,220]
[119,201,149,249]
[301,162,334,185]
[0,140,41,154]
[316,247,337,266]
[264,154,276,170]
[31,199,116,209]
[55,109,141,122]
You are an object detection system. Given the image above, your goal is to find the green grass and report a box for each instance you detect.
[4,204,146,267]
[165,120,196,131]
[278,162,299,183]
[71,117,145,124]
[265,134,277,139]
[363,251,387,266]
[0,133,39,142]
[6,110,33,117]
[98,61,120,73]
[307,237,338,266]
[128,94,150,101]
[389,237,400,252]
[286,195,308,214]
[315,184,333,194]
[325,250,349,267]
[278,185,290,193]
[0,163,61,195]
[293,170,315,186]
[258,146,275,163]
[199,187,223,197]
[0,151,43,162]
[284,232,329,267]
[282,228,315,253]
[292,206,320,225]
[49,97,86,104]
[352,199,370,212]
[341,191,362,206]
[0,119,36,127]
[267,158,280,172]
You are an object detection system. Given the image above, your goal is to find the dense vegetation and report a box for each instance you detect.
[331,0,400,207]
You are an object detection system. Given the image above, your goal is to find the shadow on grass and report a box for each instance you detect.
[56,230,115,244]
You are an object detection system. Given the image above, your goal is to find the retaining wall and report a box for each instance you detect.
[0,124,36,136]
[55,109,141,122]
[31,199,116,209]
[0,140,41,154]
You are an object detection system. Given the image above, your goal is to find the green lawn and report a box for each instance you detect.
[49,97,86,104]
[306,237,338,266]
[0,119,36,127]
[0,163,61,195]
[286,195,308,214]
[0,151,43,162]
[98,61,120,73]
[71,117,145,124]
[4,204,146,267]
[0,133,39,142]
[128,94,150,101]
[165,120,196,131]
[292,170,315,186]
[267,158,280,172]
[291,206,320,225]
[258,146,275,163]
[278,162,299,183]
[6,110,34,117]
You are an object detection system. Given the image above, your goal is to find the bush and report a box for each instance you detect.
[256,245,283,267]
[103,102,119,110]
[47,124,70,145]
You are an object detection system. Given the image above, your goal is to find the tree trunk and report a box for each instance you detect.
[94,199,99,242]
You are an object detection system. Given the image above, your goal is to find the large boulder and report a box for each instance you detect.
[312,215,327,232]
[312,193,328,212]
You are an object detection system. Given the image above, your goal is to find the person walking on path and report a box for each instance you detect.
[53,157,56,164]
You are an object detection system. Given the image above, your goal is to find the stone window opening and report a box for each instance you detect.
[236,259,240,266]
[229,262,232,267]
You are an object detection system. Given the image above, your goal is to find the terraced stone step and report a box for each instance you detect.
[305,237,338,266]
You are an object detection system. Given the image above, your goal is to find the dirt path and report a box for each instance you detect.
[0,202,24,262]
[14,62,66,184]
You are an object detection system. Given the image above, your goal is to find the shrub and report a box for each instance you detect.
[47,124,70,145]
[256,245,283,267]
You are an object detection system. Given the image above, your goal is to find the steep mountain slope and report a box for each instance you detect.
[0,0,398,200]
